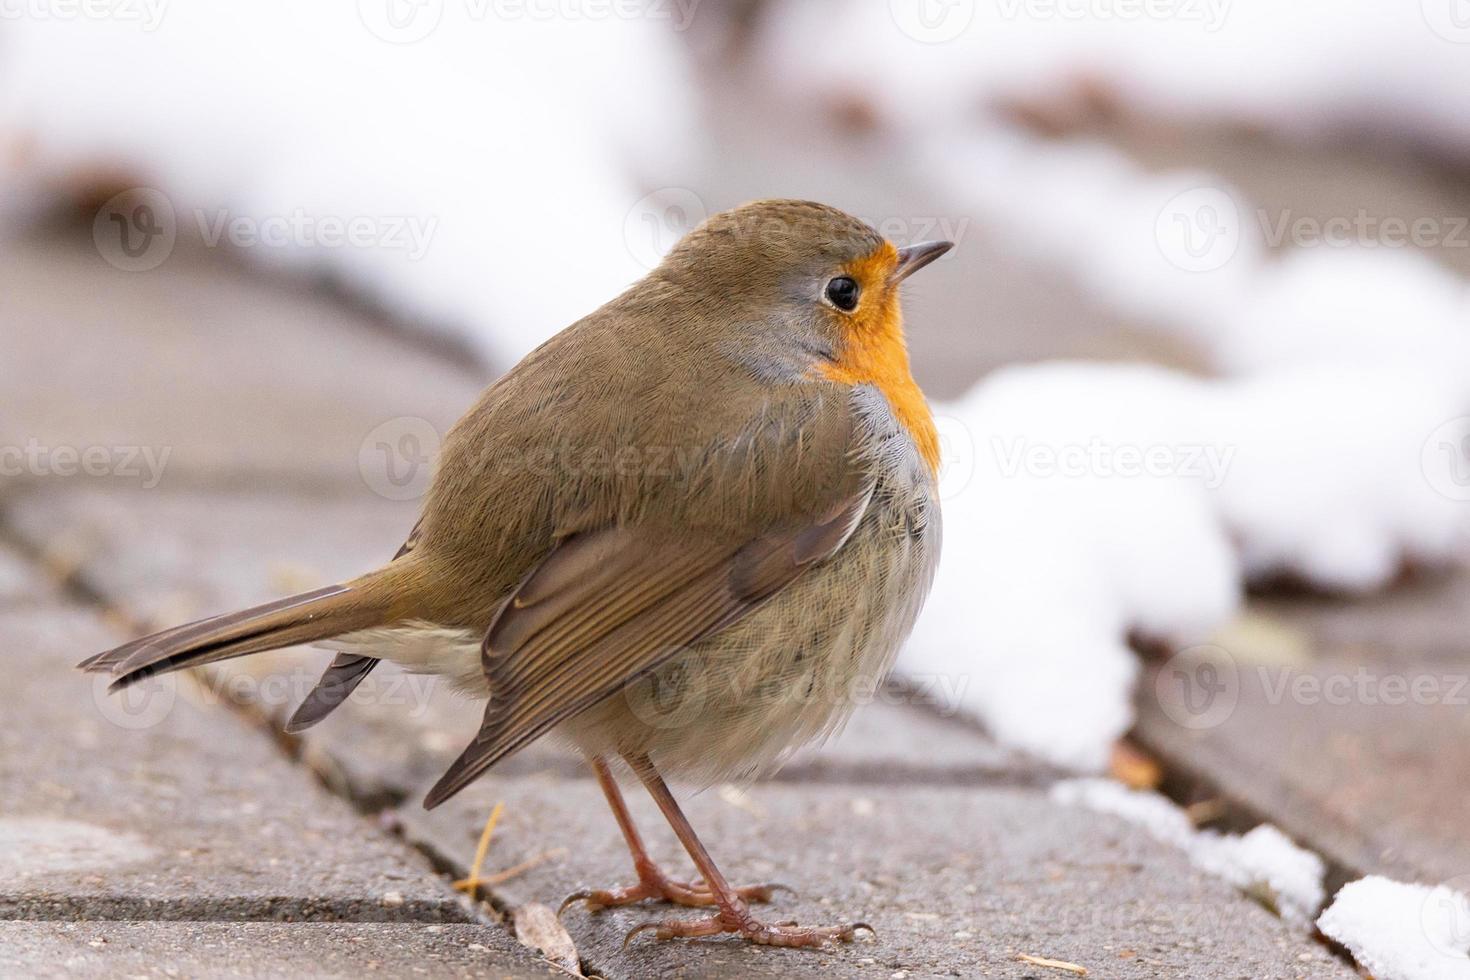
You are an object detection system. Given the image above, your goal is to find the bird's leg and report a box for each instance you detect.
[621,753,872,949]
[560,756,781,914]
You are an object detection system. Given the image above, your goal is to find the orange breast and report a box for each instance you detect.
[815,255,940,477]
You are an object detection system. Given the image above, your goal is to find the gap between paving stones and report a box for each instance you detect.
[1137,732,1364,972]
[1138,726,1367,902]
[1129,691,1366,972]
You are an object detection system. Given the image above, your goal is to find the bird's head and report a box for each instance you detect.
[655,199,951,472]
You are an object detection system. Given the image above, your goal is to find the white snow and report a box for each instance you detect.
[1318,876,1470,980]
[907,364,1241,770]
[0,6,698,365]
[897,127,1470,769]
[754,0,1470,159]
[1052,778,1325,927]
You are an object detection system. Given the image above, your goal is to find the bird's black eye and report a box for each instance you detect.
[825,276,860,312]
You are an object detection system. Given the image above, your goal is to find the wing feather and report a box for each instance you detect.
[422,485,872,808]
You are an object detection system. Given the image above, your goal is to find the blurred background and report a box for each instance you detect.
[4,2,1470,977]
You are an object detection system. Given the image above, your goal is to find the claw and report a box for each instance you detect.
[623,921,662,949]
[558,890,594,916]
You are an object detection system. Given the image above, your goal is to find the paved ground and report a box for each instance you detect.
[0,222,1366,978]
[11,70,1470,973]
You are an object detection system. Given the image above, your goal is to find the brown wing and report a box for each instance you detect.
[422,486,873,808]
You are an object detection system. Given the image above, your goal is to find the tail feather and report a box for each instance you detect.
[81,574,405,691]
[282,653,379,733]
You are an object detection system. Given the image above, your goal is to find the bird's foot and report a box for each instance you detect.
[560,862,783,914]
[624,906,872,948]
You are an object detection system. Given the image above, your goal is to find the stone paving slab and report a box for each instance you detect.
[1250,569,1470,665]
[1,606,474,926]
[1136,599,1470,888]
[0,231,483,495]
[405,777,1349,979]
[0,923,558,979]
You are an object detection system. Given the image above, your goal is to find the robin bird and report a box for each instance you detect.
[82,199,949,948]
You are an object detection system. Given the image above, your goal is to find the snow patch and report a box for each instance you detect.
[1052,778,1325,927]
[1318,876,1470,980]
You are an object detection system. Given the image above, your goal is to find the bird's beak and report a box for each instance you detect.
[890,240,954,284]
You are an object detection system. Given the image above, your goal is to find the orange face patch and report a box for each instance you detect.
[815,242,941,477]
